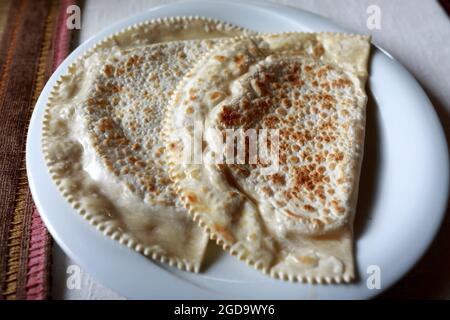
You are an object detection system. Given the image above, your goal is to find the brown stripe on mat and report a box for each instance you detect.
[0,0,78,299]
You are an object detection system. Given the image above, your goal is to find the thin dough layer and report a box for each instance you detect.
[42,17,251,272]
[164,33,370,281]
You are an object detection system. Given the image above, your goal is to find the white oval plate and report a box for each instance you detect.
[26,0,449,299]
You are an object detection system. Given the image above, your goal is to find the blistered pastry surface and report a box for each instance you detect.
[163,33,370,281]
[42,17,251,272]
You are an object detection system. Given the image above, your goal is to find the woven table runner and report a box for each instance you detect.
[0,0,78,300]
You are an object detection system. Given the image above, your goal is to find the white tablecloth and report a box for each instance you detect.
[53,0,450,299]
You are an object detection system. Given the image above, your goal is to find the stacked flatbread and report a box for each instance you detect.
[42,17,370,283]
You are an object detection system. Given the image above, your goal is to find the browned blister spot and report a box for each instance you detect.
[332,78,353,88]
[220,106,242,126]
[298,255,318,265]
[269,173,285,185]
[303,204,316,212]
[97,118,115,132]
[103,64,114,77]
[186,193,197,204]
[233,53,245,65]
[131,143,141,151]
[214,55,226,62]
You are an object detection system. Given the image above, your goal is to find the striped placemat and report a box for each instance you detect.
[0,0,78,300]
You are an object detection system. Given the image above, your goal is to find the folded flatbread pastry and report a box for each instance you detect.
[164,33,370,282]
[42,17,251,272]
